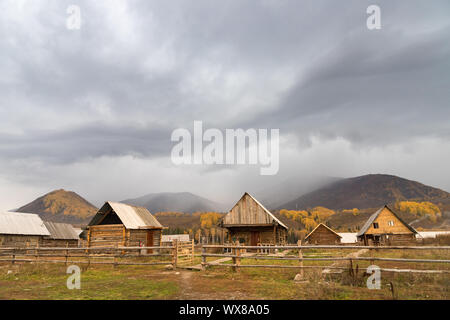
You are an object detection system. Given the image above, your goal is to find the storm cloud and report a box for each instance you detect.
[0,0,449,209]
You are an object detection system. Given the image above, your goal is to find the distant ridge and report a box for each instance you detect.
[121,192,227,213]
[15,189,98,225]
[278,174,450,210]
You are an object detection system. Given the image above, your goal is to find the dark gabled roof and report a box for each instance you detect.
[43,221,79,240]
[88,201,163,230]
[305,223,342,240]
[356,205,418,236]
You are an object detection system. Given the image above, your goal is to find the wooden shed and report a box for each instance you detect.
[85,201,163,249]
[41,221,80,247]
[357,205,418,245]
[219,193,288,246]
[0,212,50,247]
[304,223,342,245]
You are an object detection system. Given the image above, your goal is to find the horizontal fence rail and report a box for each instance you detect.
[0,240,195,269]
[201,243,450,274]
[202,245,450,250]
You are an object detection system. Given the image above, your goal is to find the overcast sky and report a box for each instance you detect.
[0,0,449,210]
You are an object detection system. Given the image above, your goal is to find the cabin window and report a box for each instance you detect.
[388,220,394,226]
[373,222,379,229]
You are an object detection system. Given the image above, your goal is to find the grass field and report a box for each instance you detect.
[1,249,449,300]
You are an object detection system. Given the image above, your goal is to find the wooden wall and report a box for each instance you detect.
[40,239,79,248]
[366,207,414,235]
[87,224,162,249]
[305,225,341,245]
[227,226,287,245]
[0,235,42,248]
[88,224,124,248]
[223,193,274,226]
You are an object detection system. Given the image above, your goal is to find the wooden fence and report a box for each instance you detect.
[0,240,195,269]
[201,243,450,274]
[2,242,450,275]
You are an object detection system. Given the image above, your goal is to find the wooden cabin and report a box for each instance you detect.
[0,212,50,247]
[357,205,418,245]
[41,221,80,247]
[219,193,288,246]
[304,223,342,245]
[85,201,163,249]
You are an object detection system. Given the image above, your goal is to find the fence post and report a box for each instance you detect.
[36,242,40,263]
[232,241,240,272]
[236,241,241,272]
[172,239,178,269]
[65,242,69,266]
[298,240,304,279]
[201,245,207,270]
[191,239,195,265]
[113,243,118,269]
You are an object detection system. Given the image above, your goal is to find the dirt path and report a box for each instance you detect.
[322,249,369,274]
[188,252,256,271]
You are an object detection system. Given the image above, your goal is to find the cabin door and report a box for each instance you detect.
[147,230,153,253]
[250,232,260,246]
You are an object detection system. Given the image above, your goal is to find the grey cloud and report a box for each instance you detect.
[0,0,450,206]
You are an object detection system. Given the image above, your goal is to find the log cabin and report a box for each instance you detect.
[0,211,50,247]
[219,193,288,246]
[41,221,80,247]
[85,201,163,249]
[304,223,342,245]
[357,205,418,245]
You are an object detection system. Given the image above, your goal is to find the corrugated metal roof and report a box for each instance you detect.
[0,211,50,236]
[43,221,79,240]
[89,201,163,230]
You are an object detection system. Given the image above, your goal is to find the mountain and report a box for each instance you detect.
[15,189,98,225]
[121,192,227,213]
[254,175,342,209]
[278,174,450,210]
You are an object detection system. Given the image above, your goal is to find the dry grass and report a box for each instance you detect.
[0,247,448,300]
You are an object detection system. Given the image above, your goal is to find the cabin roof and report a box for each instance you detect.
[221,193,288,229]
[0,211,51,236]
[305,223,342,240]
[356,205,418,236]
[43,221,79,240]
[88,201,163,230]
[246,193,288,229]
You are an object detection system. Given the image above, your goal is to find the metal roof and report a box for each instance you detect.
[89,201,163,230]
[357,205,418,236]
[43,221,79,240]
[0,211,50,236]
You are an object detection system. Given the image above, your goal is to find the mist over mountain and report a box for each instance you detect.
[278,174,450,210]
[254,175,342,209]
[121,192,228,213]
